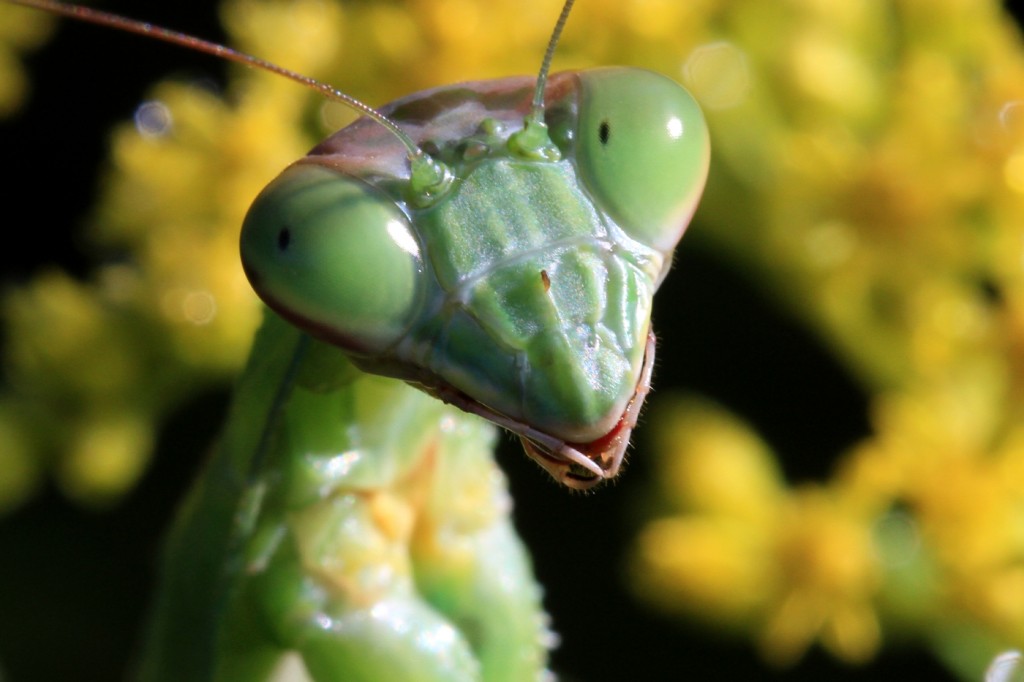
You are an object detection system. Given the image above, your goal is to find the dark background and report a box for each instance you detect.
[2,2,1021,680]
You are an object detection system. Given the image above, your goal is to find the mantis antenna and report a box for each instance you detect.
[11,0,581,181]
[6,0,454,196]
[530,0,576,114]
[508,0,576,160]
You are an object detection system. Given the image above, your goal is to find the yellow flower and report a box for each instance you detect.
[0,2,55,117]
[628,0,1024,677]
[760,489,881,666]
[632,398,881,665]
[843,387,1024,647]
[1,0,334,505]
[632,399,781,626]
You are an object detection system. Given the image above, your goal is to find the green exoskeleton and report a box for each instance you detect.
[245,64,708,488]
[10,0,709,679]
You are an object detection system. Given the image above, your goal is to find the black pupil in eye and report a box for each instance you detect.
[598,120,610,145]
[278,227,291,251]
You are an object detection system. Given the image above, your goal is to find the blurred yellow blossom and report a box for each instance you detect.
[633,400,780,626]
[0,2,54,117]
[627,0,1024,679]
[841,387,1024,654]
[634,399,881,666]
[1,0,338,505]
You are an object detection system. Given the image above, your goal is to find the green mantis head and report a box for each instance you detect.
[240,67,709,489]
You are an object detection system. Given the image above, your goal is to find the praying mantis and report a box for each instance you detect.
[5,0,709,679]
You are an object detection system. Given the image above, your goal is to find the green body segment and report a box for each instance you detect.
[139,313,550,681]
[241,68,709,457]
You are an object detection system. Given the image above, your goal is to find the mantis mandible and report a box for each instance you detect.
[7,0,710,679]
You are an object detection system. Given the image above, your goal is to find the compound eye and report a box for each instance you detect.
[576,67,710,254]
[240,163,421,352]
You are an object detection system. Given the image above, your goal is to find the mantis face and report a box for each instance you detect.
[241,68,709,489]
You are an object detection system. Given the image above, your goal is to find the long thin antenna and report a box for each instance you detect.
[530,0,576,115]
[9,0,452,194]
[508,0,576,161]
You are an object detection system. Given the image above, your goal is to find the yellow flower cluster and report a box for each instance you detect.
[0,0,337,508]
[4,0,1024,678]
[0,2,53,117]
[633,398,884,666]
[626,0,1024,678]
